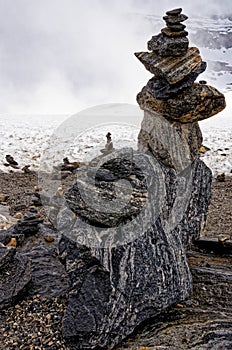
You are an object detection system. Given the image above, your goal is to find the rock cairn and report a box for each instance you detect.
[135,8,226,173]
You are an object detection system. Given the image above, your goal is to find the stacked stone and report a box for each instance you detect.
[135,8,226,171]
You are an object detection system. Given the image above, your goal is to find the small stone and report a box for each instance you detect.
[0,193,9,203]
[6,238,17,247]
[167,23,186,32]
[166,8,182,16]
[163,14,188,24]
[161,27,188,37]
[44,236,55,243]
[14,212,23,219]
[199,80,207,84]
[216,173,226,182]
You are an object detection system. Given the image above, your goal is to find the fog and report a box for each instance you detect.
[0,0,231,115]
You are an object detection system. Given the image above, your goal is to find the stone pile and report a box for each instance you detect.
[135,8,225,172]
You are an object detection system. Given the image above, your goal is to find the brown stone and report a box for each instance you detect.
[161,27,188,37]
[137,83,226,123]
[135,47,206,85]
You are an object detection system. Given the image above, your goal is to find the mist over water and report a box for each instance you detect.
[0,0,231,115]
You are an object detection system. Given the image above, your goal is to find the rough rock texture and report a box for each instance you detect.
[59,228,191,350]
[137,83,226,123]
[117,252,232,350]
[146,33,189,57]
[138,110,203,171]
[57,150,212,349]
[161,27,188,37]
[0,246,31,309]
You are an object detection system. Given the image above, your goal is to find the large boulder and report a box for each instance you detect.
[56,149,211,349]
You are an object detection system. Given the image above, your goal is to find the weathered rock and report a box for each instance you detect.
[65,153,148,228]
[117,252,232,350]
[135,47,206,86]
[59,226,191,349]
[167,23,186,32]
[146,33,189,57]
[163,14,188,25]
[146,68,204,99]
[137,83,226,123]
[161,27,188,37]
[57,148,212,349]
[138,110,203,171]
[166,8,182,16]
[0,246,31,309]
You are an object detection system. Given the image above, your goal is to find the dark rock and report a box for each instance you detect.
[167,23,186,32]
[117,251,232,350]
[163,14,188,24]
[146,64,205,99]
[0,245,15,270]
[5,155,18,166]
[58,148,211,349]
[137,83,226,123]
[146,33,189,57]
[0,246,31,309]
[166,8,182,16]
[65,152,148,228]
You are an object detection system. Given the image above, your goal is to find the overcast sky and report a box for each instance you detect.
[0,0,231,115]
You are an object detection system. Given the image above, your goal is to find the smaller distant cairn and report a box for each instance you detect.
[135,8,225,173]
[100,132,114,154]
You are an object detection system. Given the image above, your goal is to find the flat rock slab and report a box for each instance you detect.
[137,83,226,123]
[135,47,205,84]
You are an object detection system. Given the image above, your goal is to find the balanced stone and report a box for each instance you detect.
[167,23,186,32]
[163,14,188,24]
[161,27,188,38]
[166,8,182,16]
[137,83,226,123]
[147,33,189,57]
[135,47,206,87]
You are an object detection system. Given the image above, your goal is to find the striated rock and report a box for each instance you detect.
[135,47,206,86]
[117,252,232,350]
[58,147,212,349]
[0,246,31,309]
[59,221,191,349]
[146,33,189,57]
[137,83,226,122]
